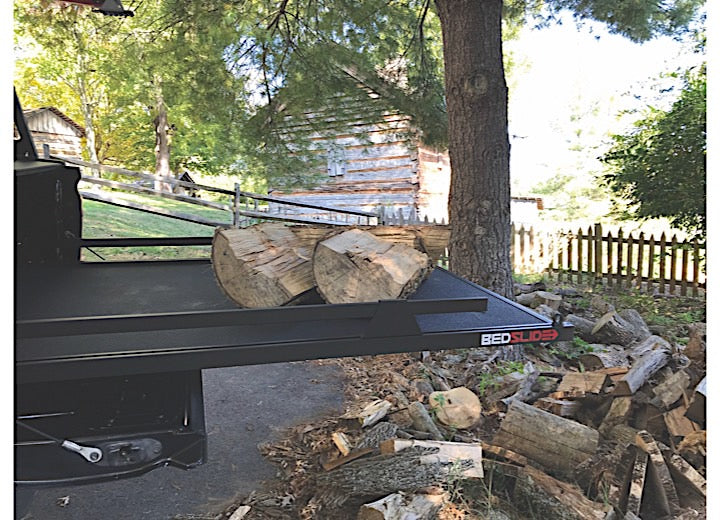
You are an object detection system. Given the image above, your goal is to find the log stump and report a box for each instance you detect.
[313,229,433,304]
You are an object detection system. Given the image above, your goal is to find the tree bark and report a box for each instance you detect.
[435,0,514,298]
[153,78,174,192]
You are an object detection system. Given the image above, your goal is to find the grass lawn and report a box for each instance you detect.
[81,191,232,261]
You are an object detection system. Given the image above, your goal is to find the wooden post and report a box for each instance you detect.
[567,232,573,282]
[669,235,678,295]
[659,232,667,295]
[692,239,700,296]
[594,223,603,286]
[626,232,634,289]
[636,232,645,289]
[576,227,583,284]
[606,230,614,289]
[233,183,241,228]
[647,234,656,294]
[588,226,595,278]
[556,232,563,283]
[681,245,689,296]
[529,226,536,273]
[616,228,624,289]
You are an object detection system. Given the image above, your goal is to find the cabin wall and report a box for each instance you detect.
[25,110,84,159]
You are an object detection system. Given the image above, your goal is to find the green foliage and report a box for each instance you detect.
[601,62,706,240]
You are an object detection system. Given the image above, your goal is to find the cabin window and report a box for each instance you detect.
[326,145,346,177]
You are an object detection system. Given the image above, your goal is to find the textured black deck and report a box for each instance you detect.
[16,261,556,383]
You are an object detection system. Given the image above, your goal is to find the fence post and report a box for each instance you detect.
[647,234,656,294]
[659,232,667,295]
[615,228,624,288]
[636,232,645,289]
[693,239,700,297]
[607,231,613,289]
[669,235,677,295]
[594,223,603,287]
[681,245,689,296]
[576,227,583,284]
[233,183,240,228]
[625,231,634,289]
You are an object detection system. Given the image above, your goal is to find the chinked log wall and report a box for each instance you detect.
[512,223,705,296]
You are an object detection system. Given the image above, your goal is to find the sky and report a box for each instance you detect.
[505,14,703,196]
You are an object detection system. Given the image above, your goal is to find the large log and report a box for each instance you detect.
[212,224,316,308]
[491,400,599,476]
[614,336,671,396]
[313,229,433,303]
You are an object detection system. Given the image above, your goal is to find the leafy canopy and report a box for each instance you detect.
[601,62,706,239]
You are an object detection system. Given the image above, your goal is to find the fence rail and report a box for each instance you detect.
[512,223,705,296]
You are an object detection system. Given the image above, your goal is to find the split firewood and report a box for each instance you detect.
[650,369,691,409]
[480,441,528,466]
[557,372,610,395]
[677,430,706,473]
[492,400,599,476]
[332,432,352,456]
[380,438,483,478]
[684,323,706,362]
[500,361,541,410]
[614,336,671,396]
[428,387,482,429]
[656,442,706,497]
[513,464,611,520]
[407,401,444,441]
[212,224,317,308]
[617,309,651,342]
[664,405,698,437]
[599,397,633,437]
[357,492,444,520]
[635,430,680,517]
[535,397,581,418]
[625,447,649,517]
[345,400,393,428]
[228,505,252,520]
[684,377,706,428]
[321,447,377,471]
[312,229,433,303]
[628,334,671,361]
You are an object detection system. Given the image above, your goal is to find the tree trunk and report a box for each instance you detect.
[153,80,174,192]
[434,0,514,298]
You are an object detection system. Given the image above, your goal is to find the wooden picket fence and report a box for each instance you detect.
[511,223,706,296]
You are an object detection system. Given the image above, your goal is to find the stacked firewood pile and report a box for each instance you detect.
[211,227,705,520]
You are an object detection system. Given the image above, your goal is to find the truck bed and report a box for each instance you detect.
[16,260,570,384]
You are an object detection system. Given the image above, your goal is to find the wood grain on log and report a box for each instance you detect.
[313,229,433,303]
[380,438,483,478]
[212,224,316,308]
[599,397,633,438]
[557,372,610,395]
[492,400,598,476]
[626,448,648,517]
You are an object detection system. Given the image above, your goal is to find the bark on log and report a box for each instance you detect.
[407,401,444,441]
[590,311,642,346]
[578,345,629,371]
[657,442,706,497]
[313,229,433,303]
[635,430,680,517]
[513,465,611,520]
[492,400,599,476]
[212,224,316,308]
[614,337,672,396]
[357,492,444,520]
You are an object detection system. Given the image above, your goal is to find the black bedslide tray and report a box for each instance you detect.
[16,261,573,383]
